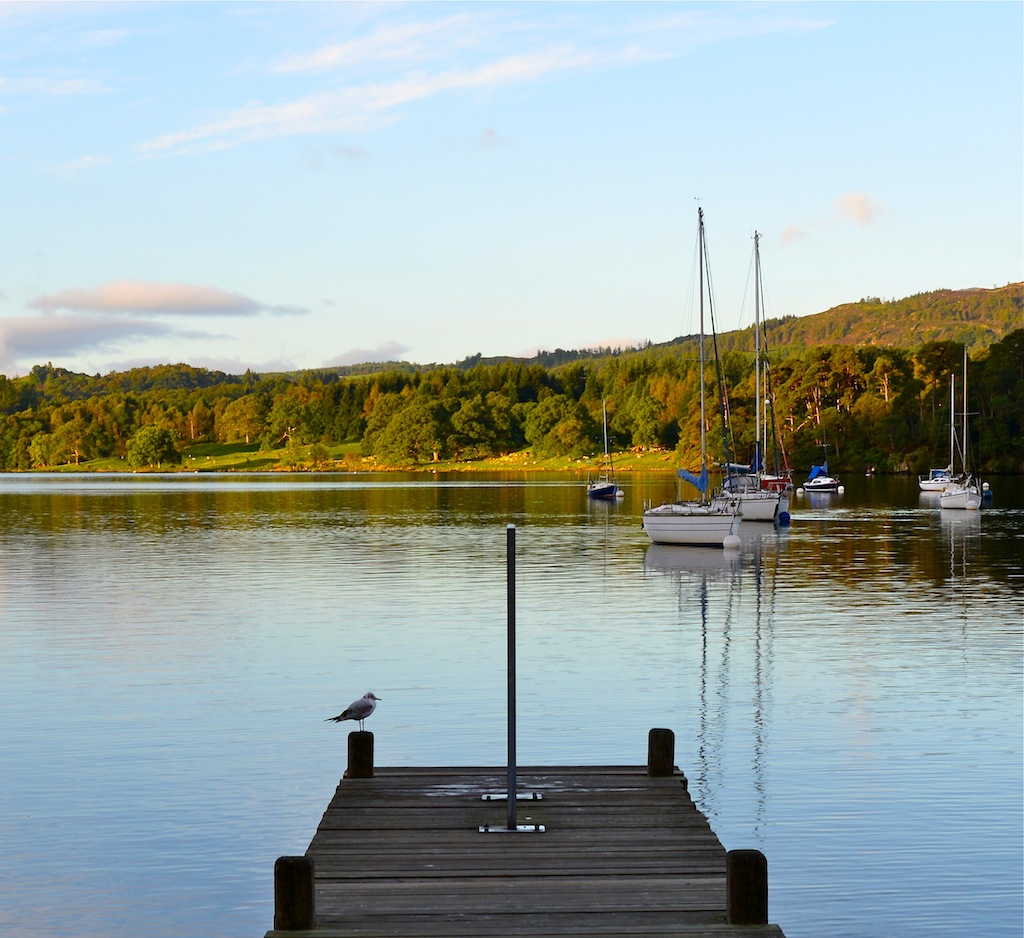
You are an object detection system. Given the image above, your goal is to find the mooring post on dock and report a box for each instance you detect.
[506,523,517,830]
[647,726,676,776]
[345,730,374,779]
[727,848,769,925]
[274,855,315,930]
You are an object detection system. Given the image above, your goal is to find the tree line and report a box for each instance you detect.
[0,330,1021,473]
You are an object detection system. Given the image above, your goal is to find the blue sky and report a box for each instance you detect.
[1,1,1021,377]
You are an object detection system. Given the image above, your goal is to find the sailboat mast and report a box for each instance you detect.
[698,208,706,469]
[961,348,969,470]
[602,398,609,458]
[949,373,955,471]
[753,231,762,470]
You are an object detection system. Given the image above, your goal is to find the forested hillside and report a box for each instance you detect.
[1,285,1022,474]
[755,282,1021,351]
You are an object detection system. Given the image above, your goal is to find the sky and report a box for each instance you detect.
[1,1,1021,378]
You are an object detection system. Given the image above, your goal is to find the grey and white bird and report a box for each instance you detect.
[325,692,381,731]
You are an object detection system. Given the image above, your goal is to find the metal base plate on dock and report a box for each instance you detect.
[480,791,543,801]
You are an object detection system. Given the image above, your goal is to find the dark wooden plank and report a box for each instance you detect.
[267,917,786,938]
[314,883,726,916]
[266,764,786,937]
[266,926,786,937]
[311,858,727,878]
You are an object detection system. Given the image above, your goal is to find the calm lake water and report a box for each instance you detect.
[1,471,1021,938]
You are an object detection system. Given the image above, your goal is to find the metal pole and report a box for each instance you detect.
[506,523,517,830]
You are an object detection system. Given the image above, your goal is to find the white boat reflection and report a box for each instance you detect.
[939,506,982,535]
[940,502,981,574]
[643,536,779,837]
[643,544,742,578]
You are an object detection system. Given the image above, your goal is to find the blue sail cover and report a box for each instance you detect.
[678,464,709,494]
[807,464,828,481]
[751,443,763,473]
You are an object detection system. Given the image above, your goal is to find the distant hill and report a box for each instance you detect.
[326,282,1024,375]
[8,284,1021,392]
[756,282,1023,352]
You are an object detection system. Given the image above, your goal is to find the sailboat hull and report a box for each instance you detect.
[919,468,953,492]
[642,502,740,547]
[587,480,623,500]
[804,475,841,492]
[722,475,789,521]
[736,490,788,521]
[940,480,982,510]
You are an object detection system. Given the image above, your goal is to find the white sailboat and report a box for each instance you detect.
[940,350,982,511]
[586,399,624,500]
[719,231,791,522]
[643,208,741,548]
[919,374,956,492]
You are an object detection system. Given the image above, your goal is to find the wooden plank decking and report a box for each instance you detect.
[265,763,786,937]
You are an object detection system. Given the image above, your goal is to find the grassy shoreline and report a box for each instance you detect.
[23,441,684,474]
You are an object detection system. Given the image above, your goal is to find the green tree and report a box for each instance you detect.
[186,398,214,441]
[127,425,180,468]
[218,393,268,444]
[361,392,409,456]
[975,329,1024,471]
[373,398,447,464]
[523,394,596,458]
[28,432,55,468]
[51,417,96,465]
[449,394,496,458]
[0,375,18,415]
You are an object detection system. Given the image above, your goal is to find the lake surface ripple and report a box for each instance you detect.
[1,472,1021,938]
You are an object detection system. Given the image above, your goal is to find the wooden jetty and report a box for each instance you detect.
[266,729,787,937]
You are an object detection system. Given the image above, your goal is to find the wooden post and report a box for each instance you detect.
[346,730,374,779]
[274,855,315,930]
[727,848,768,925]
[647,727,675,776]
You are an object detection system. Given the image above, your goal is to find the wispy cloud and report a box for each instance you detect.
[30,281,307,317]
[332,144,369,162]
[53,154,111,177]
[835,192,884,227]
[628,8,835,47]
[0,76,109,97]
[780,192,886,245]
[139,6,830,156]
[1,282,309,373]
[476,126,512,149]
[273,15,485,74]
[302,143,370,172]
[325,341,410,366]
[0,314,172,374]
[79,28,132,50]
[139,47,595,155]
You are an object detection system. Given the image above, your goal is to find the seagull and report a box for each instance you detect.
[325,692,381,731]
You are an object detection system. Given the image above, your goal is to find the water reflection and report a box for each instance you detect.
[643,544,742,577]
[643,540,775,840]
[0,473,1021,938]
[939,509,982,634]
